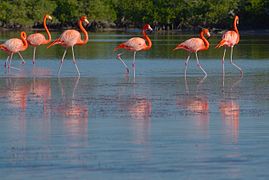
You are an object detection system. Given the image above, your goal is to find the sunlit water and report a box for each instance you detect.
[0,31,269,179]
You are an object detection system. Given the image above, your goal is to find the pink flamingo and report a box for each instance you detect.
[0,31,28,69]
[174,28,210,78]
[27,14,52,64]
[47,16,89,76]
[216,16,243,76]
[114,24,153,78]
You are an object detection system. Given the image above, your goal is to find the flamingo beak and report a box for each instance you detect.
[84,19,91,28]
[48,15,52,20]
[85,19,90,25]
[237,19,239,24]
[207,32,211,37]
[147,26,153,33]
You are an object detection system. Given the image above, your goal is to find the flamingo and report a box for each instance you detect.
[27,14,52,64]
[174,28,210,78]
[47,16,89,76]
[216,16,243,76]
[114,24,153,78]
[0,31,28,69]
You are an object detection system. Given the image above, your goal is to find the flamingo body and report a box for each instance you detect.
[47,16,89,76]
[58,30,82,47]
[174,38,207,52]
[27,33,47,46]
[1,38,25,53]
[115,37,147,51]
[216,31,239,48]
[0,31,28,68]
[27,15,52,64]
[114,24,153,77]
[174,28,210,77]
[216,15,243,75]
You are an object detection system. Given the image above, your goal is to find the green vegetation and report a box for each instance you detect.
[0,0,268,30]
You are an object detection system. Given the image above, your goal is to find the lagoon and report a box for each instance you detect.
[0,31,269,179]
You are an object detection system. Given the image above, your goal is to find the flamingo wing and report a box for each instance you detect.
[175,38,204,52]
[216,31,238,48]
[60,30,81,47]
[4,38,24,53]
[27,33,46,46]
[222,31,238,46]
[124,37,146,51]
[115,37,146,51]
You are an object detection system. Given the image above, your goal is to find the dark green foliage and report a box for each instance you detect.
[0,0,268,30]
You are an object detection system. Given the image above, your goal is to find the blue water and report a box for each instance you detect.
[0,58,269,179]
[0,31,269,179]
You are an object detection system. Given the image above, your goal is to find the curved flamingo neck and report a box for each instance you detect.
[43,16,51,44]
[77,20,88,45]
[142,29,152,50]
[234,18,239,35]
[21,34,28,51]
[234,18,240,44]
[199,31,209,50]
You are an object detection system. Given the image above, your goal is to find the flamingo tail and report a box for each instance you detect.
[216,39,227,48]
[47,38,62,49]
[173,44,187,51]
[114,43,126,51]
[0,44,8,51]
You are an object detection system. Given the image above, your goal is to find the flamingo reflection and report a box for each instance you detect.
[31,68,52,115]
[219,76,241,144]
[56,77,89,140]
[128,96,151,145]
[176,77,209,134]
[4,69,52,112]
[6,78,31,111]
[118,80,152,145]
[0,76,52,149]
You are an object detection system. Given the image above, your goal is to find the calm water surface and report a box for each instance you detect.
[0,31,269,179]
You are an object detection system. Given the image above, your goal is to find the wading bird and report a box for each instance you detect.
[114,24,153,78]
[216,16,243,76]
[174,29,210,78]
[47,16,89,76]
[27,14,52,64]
[0,32,28,69]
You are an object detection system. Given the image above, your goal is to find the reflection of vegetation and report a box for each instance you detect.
[0,0,268,30]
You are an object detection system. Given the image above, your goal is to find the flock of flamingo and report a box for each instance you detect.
[0,15,242,77]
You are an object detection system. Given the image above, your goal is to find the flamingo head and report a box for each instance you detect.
[235,16,239,25]
[80,16,90,25]
[202,28,210,38]
[143,24,153,32]
[20,32,27,39]
[45,14,53,20]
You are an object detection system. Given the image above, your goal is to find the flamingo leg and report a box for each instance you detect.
[33,47,37,64]
[58,48,67,76]
[184,75,189,95]
[4,55,10,68]
[8,53,13,68]
[195,52,207,77]
[18,52,26,65]
[71,46,80,76]
[116,53,129,74]
[72,77,80,99]
[230,46,243,76]
[184,54,191,78]
[132,51,137,78]
[222,48,226,77]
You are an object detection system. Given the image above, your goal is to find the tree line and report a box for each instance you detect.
[0,0,268,30]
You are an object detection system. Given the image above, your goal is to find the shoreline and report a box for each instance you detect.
[1,27,269,35]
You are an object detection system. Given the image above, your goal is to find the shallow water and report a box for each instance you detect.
[0,32,269,179]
